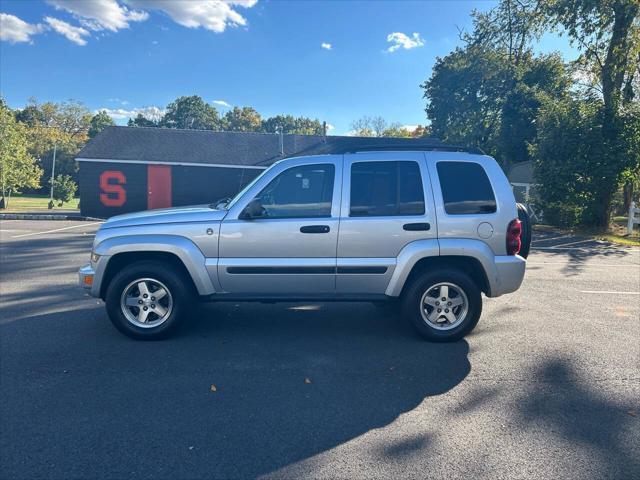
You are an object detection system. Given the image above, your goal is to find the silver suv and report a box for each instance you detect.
[79,149,527,341]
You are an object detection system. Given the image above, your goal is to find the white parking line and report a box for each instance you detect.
[532,246,622,251]
[580,290,640,295]
[531,235,573,244]
[527,262,640,267]
[547,238,597,248]
[11,222,102,238]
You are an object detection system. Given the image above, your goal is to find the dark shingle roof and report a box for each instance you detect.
[77,126,464,167]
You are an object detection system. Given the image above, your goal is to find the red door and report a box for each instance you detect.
[147,165,172,210]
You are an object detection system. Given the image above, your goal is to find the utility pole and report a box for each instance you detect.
[48,143,57,209]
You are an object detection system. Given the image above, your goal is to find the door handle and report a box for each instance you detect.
[300,225,330,234]
[403,222,431,231]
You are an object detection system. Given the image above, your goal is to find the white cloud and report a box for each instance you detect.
[0,13,44,44]
[321,42,332,50]
[386,32,424,52]
[212,99,231,108]
[44,17,90,45]
[47,0,148,32]
[325,123,335,132]
[98,106,165,121]
[129,0,258,33]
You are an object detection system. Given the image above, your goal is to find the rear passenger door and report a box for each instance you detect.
[426,154,507,255]
[337,152,437,294]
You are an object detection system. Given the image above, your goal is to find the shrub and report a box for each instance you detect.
[52,174,77,206]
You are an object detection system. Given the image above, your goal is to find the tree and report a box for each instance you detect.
[14,98,91,190]
[350,116,388,137]
[411,125,431,137]
[160,96,220,130]
[538,0,640,226]
[349,116,416,137]
[0,101,42,207]
[422,27,571,165]
[221,106,262,132]
[128,113,159,127]
[422,46,508,158]
[89,110,115,138]
[52,174,77,206]
[261,115,325,135]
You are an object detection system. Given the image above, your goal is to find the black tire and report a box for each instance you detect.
[105,260,194,340]
[517,203,532,259]
[402,269,482,342]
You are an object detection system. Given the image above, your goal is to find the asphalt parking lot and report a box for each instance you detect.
[1,220,638,480]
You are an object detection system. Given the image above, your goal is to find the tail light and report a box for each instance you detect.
[506,219,522,255]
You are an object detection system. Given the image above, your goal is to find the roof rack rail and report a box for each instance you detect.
[335,143,485,155]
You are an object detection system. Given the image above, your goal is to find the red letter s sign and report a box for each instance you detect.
[100,170,126,207]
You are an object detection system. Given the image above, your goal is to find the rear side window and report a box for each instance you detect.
[436,161,496,215]
[350,161,425,217]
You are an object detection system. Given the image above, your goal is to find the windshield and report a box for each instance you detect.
[225,166,273,210]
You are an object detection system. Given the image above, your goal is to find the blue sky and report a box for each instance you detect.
[0,0,576,135]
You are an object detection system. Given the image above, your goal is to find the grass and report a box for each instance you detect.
[592,233,640,247]
[1,193,79,211]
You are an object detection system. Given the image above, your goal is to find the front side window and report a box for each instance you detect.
[350,161,425,217]
[436,161,497,214]
[251,164,335,218]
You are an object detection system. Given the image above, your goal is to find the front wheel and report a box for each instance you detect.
[402,269,482,342]
[105,261,193,340]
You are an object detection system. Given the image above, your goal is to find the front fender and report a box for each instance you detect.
[94,234,216,296]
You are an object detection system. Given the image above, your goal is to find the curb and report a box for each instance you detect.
[0,213,104,221]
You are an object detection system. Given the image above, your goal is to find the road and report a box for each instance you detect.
[1,220,638,479]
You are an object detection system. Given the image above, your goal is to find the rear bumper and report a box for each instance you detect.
[490,255,526,297]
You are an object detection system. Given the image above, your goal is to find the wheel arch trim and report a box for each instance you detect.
[386,238,500,297]
[94,235,216,296]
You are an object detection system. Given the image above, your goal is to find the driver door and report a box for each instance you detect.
[218,156,342,295]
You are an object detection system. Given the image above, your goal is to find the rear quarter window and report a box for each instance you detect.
[436,161,497,215]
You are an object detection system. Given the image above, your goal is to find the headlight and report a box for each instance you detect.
[91,252,100,263]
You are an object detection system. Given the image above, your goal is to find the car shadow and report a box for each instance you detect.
[530,230,638,276]
[0,303,470,479]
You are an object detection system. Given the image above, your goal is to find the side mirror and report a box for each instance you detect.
[240,199,266,220]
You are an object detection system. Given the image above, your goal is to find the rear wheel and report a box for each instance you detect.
[402,269,482,342]
[517,203,532,258]
[105,261,193,340]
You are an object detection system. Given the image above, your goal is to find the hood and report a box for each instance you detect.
[102,204,227,229]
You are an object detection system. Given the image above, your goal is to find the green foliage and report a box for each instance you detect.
[89,110,115,138]
[14,98,92,190]
[128,113,159,127]
[221,106,262,132]
[52,174,77,205]
[422,45,571,165]
[535,0,640,226]
[531,96,640,227]
[0,100,42,205]
[261,115,325,135]
[160,96,220,130]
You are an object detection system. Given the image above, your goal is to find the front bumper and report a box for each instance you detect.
[79,264,95,290]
